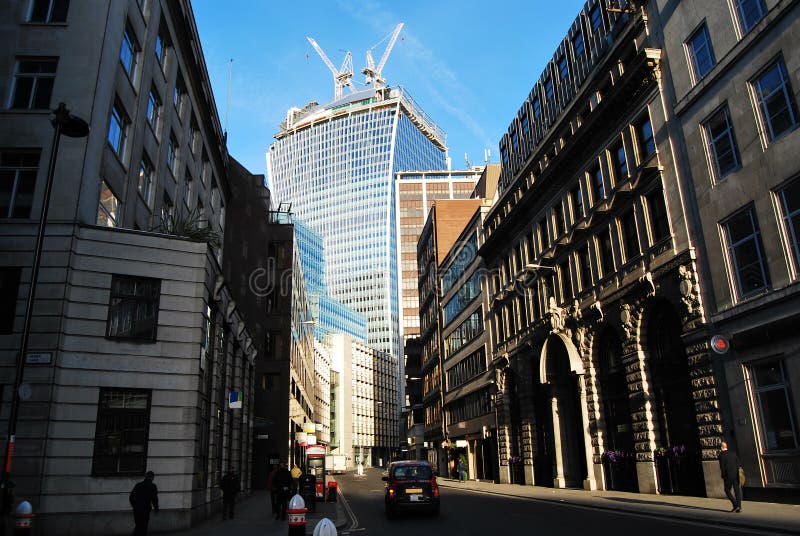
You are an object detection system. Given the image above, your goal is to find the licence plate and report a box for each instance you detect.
[406,488,423,493]
[410,494,421,501]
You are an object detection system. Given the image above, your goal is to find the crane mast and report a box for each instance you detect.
[306,36,355,100]
[362,23,404,90]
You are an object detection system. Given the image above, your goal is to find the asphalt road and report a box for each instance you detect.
[336,467,778,536]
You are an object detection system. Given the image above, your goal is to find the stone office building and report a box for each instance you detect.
[0,0,261,532]
[481,0,723,496]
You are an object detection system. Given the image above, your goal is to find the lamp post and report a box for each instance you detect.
[1,103,89,524]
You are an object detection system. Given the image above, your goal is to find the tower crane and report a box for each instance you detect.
[306,36,355,100]
[362,23,404,90]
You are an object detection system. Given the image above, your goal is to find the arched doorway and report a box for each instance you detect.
[646,302,704,496]
[540,334,590,489]
[597,328,638,491]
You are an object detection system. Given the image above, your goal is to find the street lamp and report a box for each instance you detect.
[1,103,89,518]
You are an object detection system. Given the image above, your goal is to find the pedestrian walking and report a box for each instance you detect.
[719,441,742,513]
[273,463,293,521]
[221,470,240,520]
[129,471,159,536]
[266,464,279,515]
[457,459,467,482]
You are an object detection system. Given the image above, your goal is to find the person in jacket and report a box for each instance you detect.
[221,470,241,520]
[266,464,279,515]
[718,441,742,512]
[129,471,159,536]
[272,463,293,520]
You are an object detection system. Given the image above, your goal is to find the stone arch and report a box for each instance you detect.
[539,332,584,384]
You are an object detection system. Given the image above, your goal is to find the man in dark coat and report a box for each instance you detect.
[129,471,159,535]
[221,470,241,520]
[272,463,293,520]
[718,441,742,512]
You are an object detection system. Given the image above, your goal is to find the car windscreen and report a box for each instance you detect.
[392,465,432,480]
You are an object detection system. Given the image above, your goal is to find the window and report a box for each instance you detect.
[521,112,529,135]
[0,268,21,334]
[686,23,716,82]
[571,183,584,220]
[545,78,554,100]
[9,58,57,110]
[190,118,200,154]
[146,87,161,132]
[97,180,120,227]
[621,209,640,259]
[776,178,800,273]
[735,0,767,33]
[161,191,174,225]
[636,115,656,159]
[155,26,169,71]
[501,146,509,164]
[573,32,585,58]
[539,217,550,249]
[748,360,798,451]
[558,56,569,79]
[533,98,541,118]
[511,131,519,150]
[107,99,130,159]
[106,275,160,340]
[201,153,210,186]
[197,199,206,228]
[591,164,605,203]
[166,133,178,175]
[183,172,193,208]
[28,0,69,23]
[752,59,799,143]
[119,25,139,80]
[137,156,154,207]
[590,4,603,31]
[612,140,627,180]
[598,229,614,277]
[92,388,151,475]
[579,243,593,289]
[173,75,184,111]
[722,205,770,298]
[554,203,565,236]
[0,150,39,218]
[646,188,670,243]
[704,106,741,180]
[559,260,572,302]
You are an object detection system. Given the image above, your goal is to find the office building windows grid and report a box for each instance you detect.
[686,23,716,82]
[704,105,741,181]
[0,150,39,218]
[10,58,57,110]
[721,205,770,299]
[752,59,799,143]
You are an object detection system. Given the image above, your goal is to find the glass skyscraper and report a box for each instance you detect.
[267,86,447,359]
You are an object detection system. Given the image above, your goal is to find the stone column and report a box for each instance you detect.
[551,393,566,488]
[578,375,598,490]
[623,338,659,494]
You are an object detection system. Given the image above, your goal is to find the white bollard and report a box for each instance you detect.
[357,463,363,476]
[312,517,337,536]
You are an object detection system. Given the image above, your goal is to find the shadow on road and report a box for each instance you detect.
[598,496,725,513]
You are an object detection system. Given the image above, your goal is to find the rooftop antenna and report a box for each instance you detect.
[363,23,404,90]
[224,58,233,137]
[464,152,471,168]
[484,148,491,164]
[307,36,355,100]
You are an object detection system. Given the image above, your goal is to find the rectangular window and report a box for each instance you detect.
[521,112,529,135]
[722,205,770,299]
[590,5,603,31]
[573,32,585,58]
[545,78,554,100]
[146,86,161,132]
[190,118,200,154]
[539,217,550,249]
[687,23,716,82]
[704,105,741,181]
[646,188,671,243]
[119,25,139,80]
[173,74,184,111]
[161,191,174,226]
[598,229,614,277]
[558,56,569,79]
[636,115,656,159]
[554,203,565,236]
[137,156,154,207]
[571,183,584,220]
[97,180,120,227]
[612,140,627,180]
[0,150,39,218]
[183,172,193,208]
[559,260,572,302]
[735,0,767,33]
[533,98,541,118]
[501,146,509,164]
[28,0,69,23]
[166,133,178,175]
[591,164,605,203]
[752,59,799,143]
[0,267,21,334]
[776,178,800,273]
[197,199,206,228]
[10,58,57,110]
[621,209,640,260]
[748,360,798,451]
[107,99,130,159]
[92,388,151,475]
[579,243,593,289]
[106,274,160,340]
[511,131,519,150]
[155,26,169,70]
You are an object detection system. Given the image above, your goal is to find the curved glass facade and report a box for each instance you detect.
[268,88,447,359]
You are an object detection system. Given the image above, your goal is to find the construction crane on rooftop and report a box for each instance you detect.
[306,36,355,100]
[362,23,404,90]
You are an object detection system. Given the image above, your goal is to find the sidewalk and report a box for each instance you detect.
[165,489,348,536]
[438,478,800,534]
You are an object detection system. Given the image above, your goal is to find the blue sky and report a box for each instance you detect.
[192,0,587,177]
